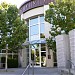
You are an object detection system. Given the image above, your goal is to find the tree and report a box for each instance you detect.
[45,0,75,51]
[45,0,75,34]
[0,2,28,71]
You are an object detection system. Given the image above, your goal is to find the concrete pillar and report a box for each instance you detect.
[69,29,75,69]
[46,45,54,67]
[18,49,22,67]
[21,48,28,67]
[56,34,70,68]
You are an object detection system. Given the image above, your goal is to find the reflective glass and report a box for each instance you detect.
[41,44,46,51]
[30,18,38,25]
[40,16,44,23]
[31,44,39,49]
[30,34,39,41]
[30,25,39,35]
[40,23,44,33]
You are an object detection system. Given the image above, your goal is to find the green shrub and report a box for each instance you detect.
[7,58,18,68]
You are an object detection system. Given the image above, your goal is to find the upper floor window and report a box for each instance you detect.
[29,16,45,41]
[40,16,44,23]
[30,18,38,25]
[30,25,39,35]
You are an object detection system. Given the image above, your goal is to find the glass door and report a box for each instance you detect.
[41,44,46,67]
[30,44,46,67]
[30,44,40,67]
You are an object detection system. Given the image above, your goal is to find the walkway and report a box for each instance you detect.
[0,67,60,75]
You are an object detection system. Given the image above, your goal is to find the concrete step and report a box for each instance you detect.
[0,68,60,75]
[58,68,75,75]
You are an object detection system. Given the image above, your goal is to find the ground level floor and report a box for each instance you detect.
[0,43,57,68]
[0,49,18,68]
[0,67,60,75]
[20,44,57,68]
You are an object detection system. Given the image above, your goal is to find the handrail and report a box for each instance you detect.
[67,60,75,69]
[22,63,30,75]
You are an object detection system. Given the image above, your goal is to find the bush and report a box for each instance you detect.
[7,58,18,68]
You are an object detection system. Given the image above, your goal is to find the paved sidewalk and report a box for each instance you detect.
[0,67,60,75]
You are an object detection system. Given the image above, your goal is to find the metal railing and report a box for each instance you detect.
[67,60,75,69]
[22,63,30,75]
[59,60,75,75]
[21,61,34,75]
[67,60,75,75]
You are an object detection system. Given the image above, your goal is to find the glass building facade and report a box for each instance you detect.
[20,0,55,68]
[29,16,45,41]
[29,16,46,67]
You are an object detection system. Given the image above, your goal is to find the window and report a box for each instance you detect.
[29,16,45,41]
[40,23,44,33]
[30,34,39,41]
[30,18,38,25]
[40,16,44,23]
[30,25,39,35]
[41,44,46,51]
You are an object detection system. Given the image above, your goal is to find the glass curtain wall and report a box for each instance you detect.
[29,16,46,67]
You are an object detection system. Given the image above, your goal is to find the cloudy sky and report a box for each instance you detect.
[0,0,28,8]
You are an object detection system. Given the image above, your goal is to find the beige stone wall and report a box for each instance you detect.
[44,5,52,38]
[21,48,28,67]
[46,46,54,67]
[69,29,75,69]
[56,34,70,68]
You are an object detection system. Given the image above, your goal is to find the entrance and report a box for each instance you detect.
[30,44,46,67]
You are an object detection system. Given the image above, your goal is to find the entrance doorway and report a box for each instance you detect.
[30,44,46,67]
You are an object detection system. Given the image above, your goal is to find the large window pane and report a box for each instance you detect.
[30,25,39,35]
[40,16,44,23]
[30,18,38,25]
[30,34,39,41]
[41,44,46,51]
[40,23,44,33]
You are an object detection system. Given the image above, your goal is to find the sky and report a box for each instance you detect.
[0,0,28,8]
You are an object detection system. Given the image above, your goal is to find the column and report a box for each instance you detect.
[56,34,70,68]
[69,29,75,69]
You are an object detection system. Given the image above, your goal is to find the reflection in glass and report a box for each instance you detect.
[29,16,45,41]
[31,48,40,66]
[40,16,44,23]
[30,25,39,35]
[30,18,38,25]
[41,52,46,67]
[40,33,45,38]
[40,23,44,33]
[41,44,46,51]
[30,34,39,41]
[31,44,39,49]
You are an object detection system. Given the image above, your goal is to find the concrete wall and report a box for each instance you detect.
[21,48,28,67]
[46,45,54,67]
[44,5,52,38]
[69,29,75,69]
[22,7,44,19]
[56,34,70,68]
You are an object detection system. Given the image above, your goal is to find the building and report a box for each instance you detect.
[19,0,57,67]
[0,49,18,68]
